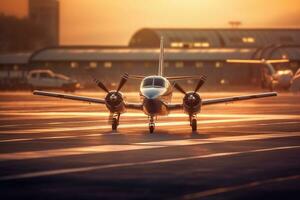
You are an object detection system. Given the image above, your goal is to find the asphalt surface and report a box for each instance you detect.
[0,91,299,200]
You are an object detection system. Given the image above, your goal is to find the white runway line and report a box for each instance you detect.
[0,132,299,161]
[1,145,299,181]
[182,174,300,199]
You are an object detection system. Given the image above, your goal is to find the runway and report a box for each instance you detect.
[0,91,299,199]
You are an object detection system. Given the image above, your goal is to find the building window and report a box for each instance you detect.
[242,37,255,43]
[104,62,112,68]
[220,79,228,85]
[70,62,79,68]
[175,62,184,68]
[170,42,184,48]
[89,62,98,69]
[195,62,204,68]
[215,62,222,68]
[193,42,210,47]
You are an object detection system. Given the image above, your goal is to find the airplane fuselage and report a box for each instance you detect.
[140,76,172,116]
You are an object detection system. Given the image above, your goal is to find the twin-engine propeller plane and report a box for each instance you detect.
[33,37,277,133]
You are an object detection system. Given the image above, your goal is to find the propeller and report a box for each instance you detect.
[95,79,109,93]
[94,73,129,93]
[117,73,129,92]
[173,82,186,95]
[194,75,207,93]
[173,75,207,94]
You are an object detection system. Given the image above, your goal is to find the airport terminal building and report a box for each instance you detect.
[1,28,300,89]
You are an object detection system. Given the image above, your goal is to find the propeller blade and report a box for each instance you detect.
[116,73,129,92]
[94,79,109,93]
[173,82,186,95]
[194,75,207,93]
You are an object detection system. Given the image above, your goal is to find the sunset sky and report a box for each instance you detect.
[1,0,300,45]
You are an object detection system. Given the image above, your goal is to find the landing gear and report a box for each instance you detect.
[190,115,197,132]
[111,113,120,131]
[149,116,155,133]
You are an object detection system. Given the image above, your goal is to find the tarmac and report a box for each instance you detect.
[0,91,299,199]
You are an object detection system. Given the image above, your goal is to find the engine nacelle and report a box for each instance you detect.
[104,91,126,113]
[183,92,202,115]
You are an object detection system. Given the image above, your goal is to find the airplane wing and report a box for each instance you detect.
[33,90,106,104]
[202,92,277,106]
[33,90,143,110]
[167,92,277,110]
[128,75,146,80]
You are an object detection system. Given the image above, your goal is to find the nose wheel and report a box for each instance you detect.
[190,115,197,132]
[149,116,155,133]
[111,113,120,131]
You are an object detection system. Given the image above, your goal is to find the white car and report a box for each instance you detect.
[27,70,80,92]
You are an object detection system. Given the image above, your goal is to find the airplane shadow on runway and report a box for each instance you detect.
[102,129,210,142]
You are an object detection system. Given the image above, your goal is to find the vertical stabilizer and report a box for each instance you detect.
[158,37,164,76]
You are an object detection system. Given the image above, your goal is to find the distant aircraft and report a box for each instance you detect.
[227,59,293,91]
[34,37,277,133]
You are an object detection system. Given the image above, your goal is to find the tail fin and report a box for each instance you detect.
[158,37,164,76]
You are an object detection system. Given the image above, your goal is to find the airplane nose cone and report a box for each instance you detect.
[142,88,161,99]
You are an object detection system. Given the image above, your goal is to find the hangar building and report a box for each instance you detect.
[1,28,300,90]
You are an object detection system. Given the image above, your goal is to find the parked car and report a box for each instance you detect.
[27,69,80,92]
[290,68,300,93]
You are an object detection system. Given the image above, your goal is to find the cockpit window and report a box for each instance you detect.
[143,78,153,87]
[142,78,165,88]
[154,78,165,87]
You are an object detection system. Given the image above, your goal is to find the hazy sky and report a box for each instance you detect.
[1,0,300,45]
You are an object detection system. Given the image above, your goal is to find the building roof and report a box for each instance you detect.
[0,53,31,64]
[129,28,300,48]
[1,46,299,65]
[28,48,256,62]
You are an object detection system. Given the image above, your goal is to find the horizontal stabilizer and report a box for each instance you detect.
[167,75,206,81]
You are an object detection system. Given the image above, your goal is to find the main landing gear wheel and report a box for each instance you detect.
[111,113,120,131]
[189,115,197,132]
[112,118,118,131]
[149,116,155,133]
[149,123,155,133]
[191,119,197,132]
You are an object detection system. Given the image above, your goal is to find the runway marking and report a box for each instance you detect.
[182,175,300,199]
[0,132,299,161]
[1,145,299,181]
[0,116,294,134]
[134,132,300,146]
[0,118,148,128]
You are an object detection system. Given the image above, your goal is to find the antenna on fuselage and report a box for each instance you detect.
[158,36,164,76]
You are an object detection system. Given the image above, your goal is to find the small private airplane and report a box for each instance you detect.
[34,37,277,133]
[227,59,293,91]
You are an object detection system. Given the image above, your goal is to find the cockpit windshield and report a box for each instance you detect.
[154,78,165,87]
[143,78,153,87]
[142,78,165,88]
